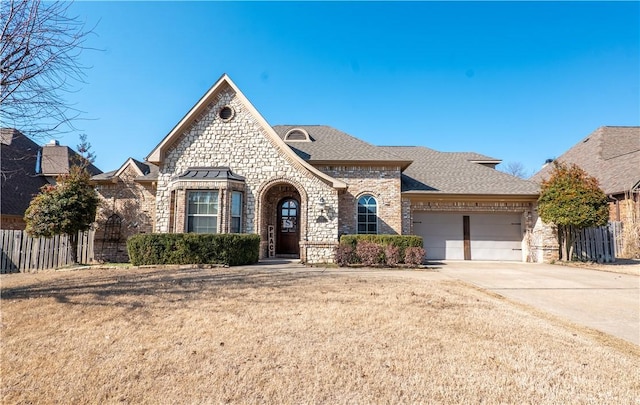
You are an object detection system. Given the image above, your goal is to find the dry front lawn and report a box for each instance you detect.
[1,266,638,404]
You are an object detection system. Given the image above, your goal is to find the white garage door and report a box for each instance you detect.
[413,212,523,261]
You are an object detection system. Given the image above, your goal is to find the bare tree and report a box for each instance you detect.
[1,0,94,138]
[500,161,530,179]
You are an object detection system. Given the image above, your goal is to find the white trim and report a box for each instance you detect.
[114,158,145,178]
[284,128,311,142]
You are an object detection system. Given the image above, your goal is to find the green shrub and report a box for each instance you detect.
[339,234,423,262]
[127,233,260,266]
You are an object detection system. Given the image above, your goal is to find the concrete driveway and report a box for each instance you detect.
[435,261,640,345]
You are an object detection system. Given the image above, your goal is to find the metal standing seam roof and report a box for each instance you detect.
[177,167,245,181]
[530,126,640,195]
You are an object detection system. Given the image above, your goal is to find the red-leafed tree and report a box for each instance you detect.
[537,162,609,261]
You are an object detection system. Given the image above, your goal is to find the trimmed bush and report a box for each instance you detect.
[127,233,260,266]
[339,234,423,262]
[384,245,400,267]
[404,247,426,266]
[335,243,357,267]
[335,235,425,267]
[355,241,385,266]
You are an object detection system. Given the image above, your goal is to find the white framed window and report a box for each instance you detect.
[231,191,243,233]
[357,194,378,234]
[187,191,218,233]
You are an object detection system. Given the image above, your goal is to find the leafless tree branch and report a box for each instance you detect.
[1,0,95,140]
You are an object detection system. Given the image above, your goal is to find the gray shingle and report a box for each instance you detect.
[381,146,539,195]
[531,126,640,195]
[273,125,410,165]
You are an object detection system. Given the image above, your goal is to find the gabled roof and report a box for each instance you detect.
[92,158,158,183]
[146,74,346,190]
[380,146,539,196]
[273,125,412,169]
[1,128,48,216]
[531,126,640,195]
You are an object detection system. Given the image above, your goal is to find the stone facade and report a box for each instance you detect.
[98,75,549,265]
[154,84,339,263]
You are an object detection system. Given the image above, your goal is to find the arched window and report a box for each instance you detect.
[357,195,378,234]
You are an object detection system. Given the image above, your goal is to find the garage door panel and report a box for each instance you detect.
[413,212,523,261]
[413,213,462,260]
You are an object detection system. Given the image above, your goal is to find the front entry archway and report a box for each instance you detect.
[277,198,299,255]
[258,181,305,259]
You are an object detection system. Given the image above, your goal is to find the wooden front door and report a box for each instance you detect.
[277,198,300,255]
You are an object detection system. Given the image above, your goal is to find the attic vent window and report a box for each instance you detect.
[284,128,311,142]
[219,106,234,121]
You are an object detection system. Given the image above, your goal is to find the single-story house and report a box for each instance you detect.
[93,74,543,263]
[1,128,102,230]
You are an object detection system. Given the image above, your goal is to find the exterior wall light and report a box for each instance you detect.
[316,197,326,214]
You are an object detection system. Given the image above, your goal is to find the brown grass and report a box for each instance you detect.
[1,266,638,404]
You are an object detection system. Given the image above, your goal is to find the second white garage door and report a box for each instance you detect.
[413,212,523,261]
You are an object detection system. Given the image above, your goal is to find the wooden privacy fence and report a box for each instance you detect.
[570,222,621,263]
[0,230,95,273]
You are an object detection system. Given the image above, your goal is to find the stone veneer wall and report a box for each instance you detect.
[316,166,403,236]
[95,165,156,262]
[155,85,339,263]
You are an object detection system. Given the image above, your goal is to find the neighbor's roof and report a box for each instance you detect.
[1,128,48,216]
[530,126,640,195]
[380,146,540,195]
[40,144,102,177]
[273,125,412,169]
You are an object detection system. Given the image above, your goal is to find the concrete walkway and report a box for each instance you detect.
[435,261,640,345]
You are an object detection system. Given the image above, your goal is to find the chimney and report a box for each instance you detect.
[47,139,59,146]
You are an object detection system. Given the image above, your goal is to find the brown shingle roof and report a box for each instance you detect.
[1,129,48,217]
[530,126,640,195]
[380,146,539,195]
[41,143,102,177]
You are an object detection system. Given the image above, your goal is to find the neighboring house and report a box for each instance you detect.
[1,129,102,230]
[531,126,640,225]
[94,74,542,263]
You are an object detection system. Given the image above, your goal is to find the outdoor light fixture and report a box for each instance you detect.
[316,197,326,214]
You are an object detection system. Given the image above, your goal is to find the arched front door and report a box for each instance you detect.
[277,198,300,255]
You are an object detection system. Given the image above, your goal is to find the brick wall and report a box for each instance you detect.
[0,215,26,230]
[316,165,403,236]
[95,165,156,262]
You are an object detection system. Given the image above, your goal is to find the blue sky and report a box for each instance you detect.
[59,1,639,177]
